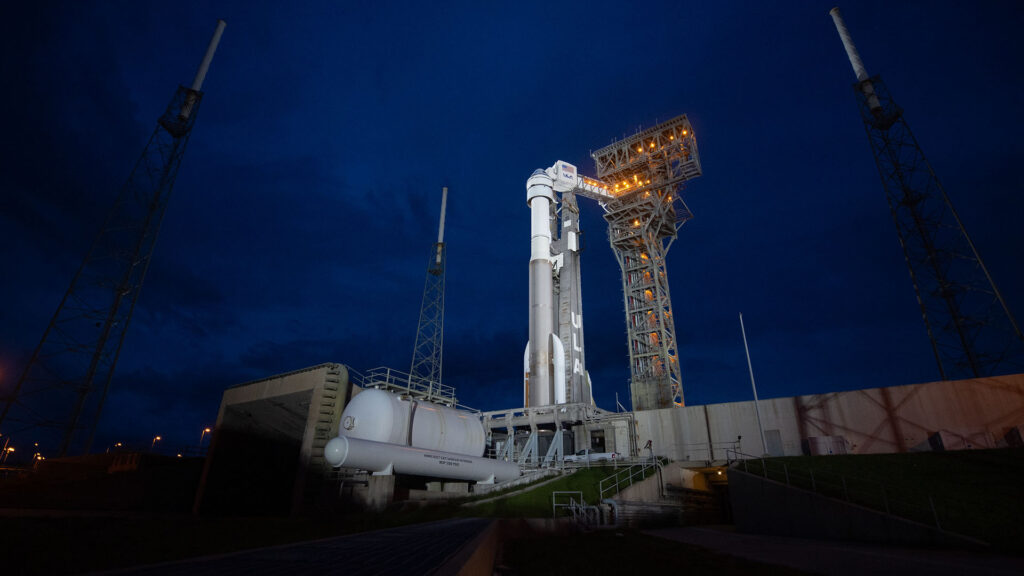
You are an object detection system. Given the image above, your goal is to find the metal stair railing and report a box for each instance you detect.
[551,490,600,526]
[598,454,659,500]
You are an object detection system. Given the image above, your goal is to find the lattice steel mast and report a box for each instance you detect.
[830,8,1023,379]
[0,21,226,456]
[409,187,448,386]
[589,116,702,410]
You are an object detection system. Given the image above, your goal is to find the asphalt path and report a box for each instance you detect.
[97,517,491,575]
[646,525,1024,576]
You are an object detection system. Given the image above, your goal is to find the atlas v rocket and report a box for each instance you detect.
[524,161,609,408]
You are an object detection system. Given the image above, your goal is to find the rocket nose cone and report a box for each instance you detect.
[325,436,348,467]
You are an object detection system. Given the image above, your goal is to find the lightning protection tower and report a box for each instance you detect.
[0,21,226,457]
[409,187,448,388]
[830,8,1023,379]
[590,116,702,410]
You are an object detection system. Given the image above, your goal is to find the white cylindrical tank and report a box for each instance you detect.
[325,436,520,484]
[339,388,485,457]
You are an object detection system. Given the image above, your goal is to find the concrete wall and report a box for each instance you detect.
[195,363,353,515]
[635,374,1024,461]
[616,466,663,502]
[616,462,714,501]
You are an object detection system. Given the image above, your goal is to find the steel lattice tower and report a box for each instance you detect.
[590,116,702,410]
[0,21,226,457]
[831,8,1023,379]
[409,187,448,387]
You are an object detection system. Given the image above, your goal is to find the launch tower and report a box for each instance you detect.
[590,116,702,410]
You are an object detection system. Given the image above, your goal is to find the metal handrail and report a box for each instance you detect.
[552,490,585,518]
[551,490,600,526]
[363,366,457,406]
[598,454,658,500]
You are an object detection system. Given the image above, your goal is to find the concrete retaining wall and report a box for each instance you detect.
[728,467,980,548]
[616,466,663,502]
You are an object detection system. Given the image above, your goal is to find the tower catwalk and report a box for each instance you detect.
[590,116,702,410]
[409,187,448,387]
[831,8,1023,379]
[0,21,226,456]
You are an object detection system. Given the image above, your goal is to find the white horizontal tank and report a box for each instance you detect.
[339,388,485,457]
[325,436,520,484]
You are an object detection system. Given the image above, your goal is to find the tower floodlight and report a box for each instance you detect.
[0,20,226,456]
[589,116,702,410]
[830,7,1023,379]
[409,187,448,388]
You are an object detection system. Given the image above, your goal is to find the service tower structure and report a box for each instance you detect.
[590,116,702,410]
[0,21,227,457]
[830,8,1024,379]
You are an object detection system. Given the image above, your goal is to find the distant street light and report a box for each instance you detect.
[199,427,211,446]
[151,435,162,450]
[1,446,14,464]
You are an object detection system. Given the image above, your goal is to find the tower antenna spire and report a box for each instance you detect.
[830,7,1023,379]
[409,187,448,388]
[0,20,226,456]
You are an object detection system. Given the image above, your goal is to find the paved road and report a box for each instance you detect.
[646,526,1024,576]
[99,518,490,575]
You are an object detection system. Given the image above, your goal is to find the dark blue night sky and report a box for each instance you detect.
[2,1,1022,455]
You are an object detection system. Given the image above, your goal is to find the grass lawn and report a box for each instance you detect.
[737,449,1024,549]
[468,464,655,517]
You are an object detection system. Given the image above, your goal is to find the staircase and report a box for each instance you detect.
[302,364,350,511]
[549,458,724,528]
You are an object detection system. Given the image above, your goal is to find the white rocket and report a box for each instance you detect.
[524,162,607,407]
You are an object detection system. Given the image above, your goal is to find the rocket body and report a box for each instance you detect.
[526,170,555,407]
